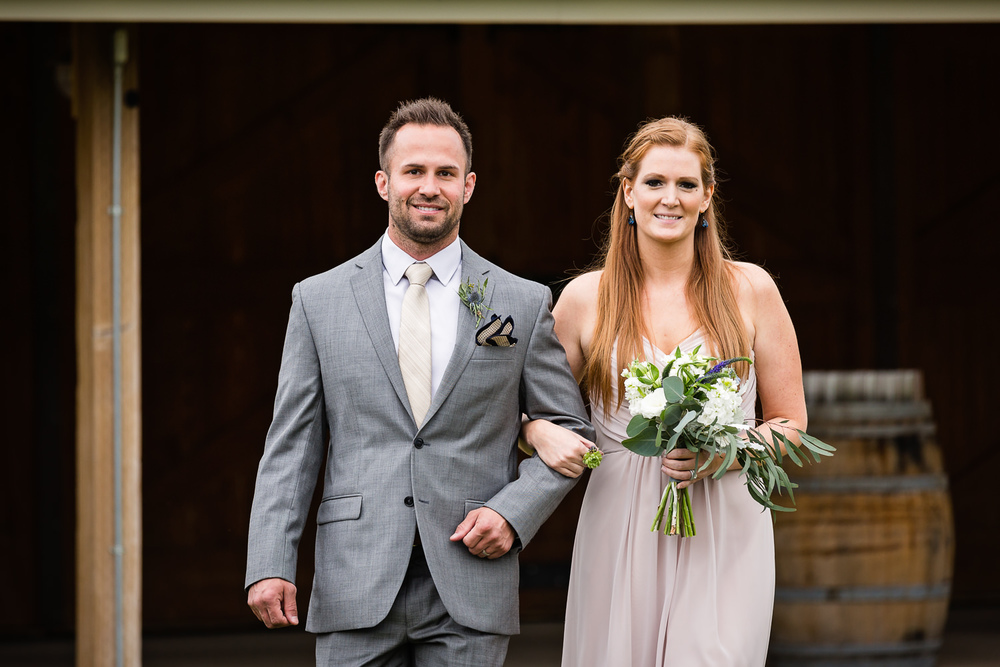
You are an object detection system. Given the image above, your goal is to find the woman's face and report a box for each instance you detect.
[623,144,713,247]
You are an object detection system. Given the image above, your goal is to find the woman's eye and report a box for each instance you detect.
[644,179,662,187]
[679,181,698,190]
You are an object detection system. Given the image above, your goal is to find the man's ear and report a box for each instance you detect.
[375,171,390,201]
[463,172,477,204]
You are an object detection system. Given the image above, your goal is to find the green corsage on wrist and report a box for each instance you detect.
[583,446,603,469]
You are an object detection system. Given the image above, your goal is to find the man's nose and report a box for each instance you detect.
[418,174,441,196]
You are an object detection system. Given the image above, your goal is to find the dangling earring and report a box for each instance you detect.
[627,211,636,226]
[700,215,709,228]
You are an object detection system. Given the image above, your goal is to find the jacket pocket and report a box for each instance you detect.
[316,494,362,525]
[464,499,486,516]
[470,345,519,362]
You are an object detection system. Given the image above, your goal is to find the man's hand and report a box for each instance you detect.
[450,507,515,560]
[247,578,299,628]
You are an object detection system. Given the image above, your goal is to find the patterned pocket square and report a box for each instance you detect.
[476,314,518,347]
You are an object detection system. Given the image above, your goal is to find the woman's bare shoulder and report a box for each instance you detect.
[730,261,780,299]
[557,270,603,305]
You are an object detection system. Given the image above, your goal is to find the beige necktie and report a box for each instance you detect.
[399,262,434,427]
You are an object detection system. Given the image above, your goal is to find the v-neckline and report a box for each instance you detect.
[645,329,702,359]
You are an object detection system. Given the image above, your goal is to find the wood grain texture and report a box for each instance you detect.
[74,24,142,666]
[772,372,954,663]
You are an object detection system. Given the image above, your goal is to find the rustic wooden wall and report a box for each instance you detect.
[679,23,1000,606]
[1,22,77,638]
[136,23,635,630]
[5,20,998,639]
[136,22,1000,629]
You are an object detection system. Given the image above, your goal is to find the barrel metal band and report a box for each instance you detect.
[769,638,942,659]
[775,583,951,603]
[792,473,948,494]
[808,422,937,439]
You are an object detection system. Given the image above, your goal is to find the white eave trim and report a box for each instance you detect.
[3,0,1000,24]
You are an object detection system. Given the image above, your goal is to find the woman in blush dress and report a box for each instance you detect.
[523,117,808,667]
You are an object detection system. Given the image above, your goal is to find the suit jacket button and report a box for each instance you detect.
[404,496,414,507]
[413,438,424,449]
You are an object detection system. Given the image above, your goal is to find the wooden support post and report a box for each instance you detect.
[73,24,142,667]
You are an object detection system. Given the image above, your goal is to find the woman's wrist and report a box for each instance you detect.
[519,417,537,455]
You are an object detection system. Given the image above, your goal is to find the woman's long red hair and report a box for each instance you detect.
[584,117,751,415]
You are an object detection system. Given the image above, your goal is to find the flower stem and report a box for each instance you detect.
[652,482,671,533]
[652,481,699,537]
[671,482,680,535]
[680,488,696,536]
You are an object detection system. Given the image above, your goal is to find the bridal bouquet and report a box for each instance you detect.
[621,346,834,536]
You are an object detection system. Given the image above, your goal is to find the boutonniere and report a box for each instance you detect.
[458,277,492,326]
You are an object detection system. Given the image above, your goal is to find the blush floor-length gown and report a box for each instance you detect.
[561,333,774,667]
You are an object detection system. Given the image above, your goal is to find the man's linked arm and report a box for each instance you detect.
[484,286,595,548]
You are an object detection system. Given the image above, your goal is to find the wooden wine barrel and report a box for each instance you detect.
[768,370,955,667]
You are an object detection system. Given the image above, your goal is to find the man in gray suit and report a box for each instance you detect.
[245,97,594,666]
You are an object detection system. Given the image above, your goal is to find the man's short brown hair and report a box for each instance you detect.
[378,97,473,174]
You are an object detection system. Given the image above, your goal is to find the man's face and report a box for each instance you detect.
[375,124,476,252]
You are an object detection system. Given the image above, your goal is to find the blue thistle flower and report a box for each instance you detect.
[698,356,752,383]
[459,277,492,326]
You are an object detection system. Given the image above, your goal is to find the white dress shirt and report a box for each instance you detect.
[381,233,462,399]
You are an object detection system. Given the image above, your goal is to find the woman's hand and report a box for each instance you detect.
[661,448,726,489]
[522,419,597,478]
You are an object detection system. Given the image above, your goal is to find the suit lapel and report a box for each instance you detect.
[350,241,414,423]
[423,241,492,426]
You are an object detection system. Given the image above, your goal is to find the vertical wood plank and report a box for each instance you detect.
[120,25,143,667]
[73,23,142,667]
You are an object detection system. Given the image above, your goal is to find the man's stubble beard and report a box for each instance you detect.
[388,191,463,247]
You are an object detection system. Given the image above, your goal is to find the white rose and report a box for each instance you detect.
[637,388,668,420]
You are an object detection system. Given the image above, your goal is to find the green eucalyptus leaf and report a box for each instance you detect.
[665,429,682,452]
[626,414,651,439]
[676,410,698,432]
[661,376,685,402]
[800,432,837,454]
[701,449,719,474]
[784,439,802,466]
[622,422,662,456]
[661,404,682,426]
[789,439,811,465]
[765,433,784,463]
[718,442,738,478]
[784,479,797,505]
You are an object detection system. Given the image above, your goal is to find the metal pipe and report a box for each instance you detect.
[111,27,127,667]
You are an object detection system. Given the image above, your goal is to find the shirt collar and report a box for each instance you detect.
[381,232,462,287]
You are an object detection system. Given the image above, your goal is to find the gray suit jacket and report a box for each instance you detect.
[245,239,593,635]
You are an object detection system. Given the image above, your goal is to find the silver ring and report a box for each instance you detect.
[689,469,697,481]
[480,549,489,557]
